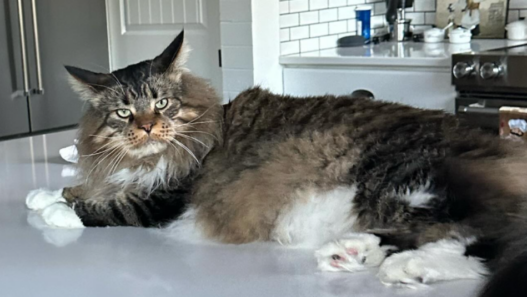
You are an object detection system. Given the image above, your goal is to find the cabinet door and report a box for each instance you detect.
[0,0,31,138]
[25,0,109,132]
[284,67,457,113]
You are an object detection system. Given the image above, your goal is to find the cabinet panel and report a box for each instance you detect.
[284,67,457,113]
[0,0,30,138]
[26,0,109,132]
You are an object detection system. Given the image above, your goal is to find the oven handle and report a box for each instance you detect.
[457,106,499,115]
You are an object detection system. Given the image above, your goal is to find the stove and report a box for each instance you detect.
[452,44,527,131]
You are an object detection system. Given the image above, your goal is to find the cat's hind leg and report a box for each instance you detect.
[315,233,393,272]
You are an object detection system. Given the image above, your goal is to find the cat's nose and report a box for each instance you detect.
[139,122,156,133]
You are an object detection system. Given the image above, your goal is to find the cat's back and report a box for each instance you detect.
[224,87,454,141]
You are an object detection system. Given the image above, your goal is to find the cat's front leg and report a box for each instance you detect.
[25,188,84,228]
[62,185,85,204]
[315,233,392,272]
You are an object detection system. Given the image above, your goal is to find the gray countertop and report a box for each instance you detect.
[0,130,484,297]
[280,40,527,68]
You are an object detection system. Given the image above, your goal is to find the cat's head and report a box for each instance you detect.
[67,31,222,180]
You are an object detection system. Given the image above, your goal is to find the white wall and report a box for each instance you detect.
[219,0,283,100]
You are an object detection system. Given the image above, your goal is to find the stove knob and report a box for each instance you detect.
[453,62,475,79]
[480,62,503,80]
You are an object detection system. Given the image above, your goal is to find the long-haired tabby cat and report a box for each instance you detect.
[26,31,527,297]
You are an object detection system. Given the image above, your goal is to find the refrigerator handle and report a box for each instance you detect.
[30,0,44,94]
[11,0,30,99]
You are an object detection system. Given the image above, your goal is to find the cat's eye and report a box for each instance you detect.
[116,109,132,118]
[155,99,168,110]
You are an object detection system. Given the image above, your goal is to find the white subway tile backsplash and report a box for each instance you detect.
[280,14,300,28]
[301,37,320,52]
[290,0,309,13]
[338,6,355,20]
[280,28,290,41]
[320,8,339,22]
[510,0,527,10]
[508,10,520,22]
[281,40,301,55]
[347,19,356,31]
[310,23,329,36]
[347,0,365,5]
[406,12,425,25]
[281,0,527,55]
[300,11,319,24]
[414,0,435,12]
[425,12,436,25]
[290,25,310,40]
[310,0,329,10]
[320,34,339,49]
[279,1,290,14]
[374,2,387,15]
[329,20,348,34]
[329,0,347,8]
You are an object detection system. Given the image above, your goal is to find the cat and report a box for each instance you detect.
[26,31,527,297]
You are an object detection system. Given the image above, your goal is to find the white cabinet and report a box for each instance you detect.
[283,67,457,113]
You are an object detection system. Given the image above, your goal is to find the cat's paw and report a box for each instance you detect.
[41,203,84,229]
[315,233,387,272]
[377,251,429,287]
[26,189,66,211]
[378,240,487,288]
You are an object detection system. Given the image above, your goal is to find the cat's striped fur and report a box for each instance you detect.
[56,31,527,297]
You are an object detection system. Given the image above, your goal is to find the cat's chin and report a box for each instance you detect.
[128,141,168,159]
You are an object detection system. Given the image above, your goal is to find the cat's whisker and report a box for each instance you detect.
[84,145,123,182]
[82,138,123,157]
[105,146,127,176]
[108,147,129,176]
[176,130,219,141]
[173,132,210,149]
[89,134,114,139]
[175,120,219,128]
[170,139,200,165]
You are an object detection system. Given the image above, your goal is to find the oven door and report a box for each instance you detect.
[455,97,527,133]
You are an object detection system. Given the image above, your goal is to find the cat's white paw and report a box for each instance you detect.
[378,240,487,288]
[315,233,387,272]
[41,203,84,229]
[26,189,65,210]
[378,251,429,287]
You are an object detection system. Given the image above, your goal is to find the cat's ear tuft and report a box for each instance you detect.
[152,30,190,75]
[65,65,115,105]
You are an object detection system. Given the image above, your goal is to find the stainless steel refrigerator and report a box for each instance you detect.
[0,0,109,139]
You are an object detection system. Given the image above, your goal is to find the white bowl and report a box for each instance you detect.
[449,28,472,44]
[424,28,444,43]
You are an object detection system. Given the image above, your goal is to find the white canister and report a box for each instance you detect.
[424,28,444,43]
[449,28,472,44]
[505,20,527,41]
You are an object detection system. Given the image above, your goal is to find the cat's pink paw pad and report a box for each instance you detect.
[316,233,387,272]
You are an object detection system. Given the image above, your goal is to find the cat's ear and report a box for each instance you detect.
[152,30,189,75]
[65,66,115,105]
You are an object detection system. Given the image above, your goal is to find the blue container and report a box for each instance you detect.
[355,6,372,40]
